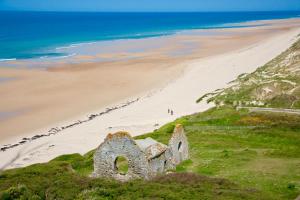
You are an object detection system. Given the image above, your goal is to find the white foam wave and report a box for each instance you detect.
[56,42,97,50]
[39,56,49,59]
[0,58,17,62]
[54,53,77,59]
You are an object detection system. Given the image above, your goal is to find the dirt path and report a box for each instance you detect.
[237,107,300,115]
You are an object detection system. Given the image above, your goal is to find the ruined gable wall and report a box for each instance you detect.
[168,124,189,165]
[92,124,189,181]
[92,132,151,181]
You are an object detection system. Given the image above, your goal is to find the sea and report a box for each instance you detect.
[0,11,300,62]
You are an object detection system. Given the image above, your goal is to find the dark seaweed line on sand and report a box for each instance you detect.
[0,98,140,152]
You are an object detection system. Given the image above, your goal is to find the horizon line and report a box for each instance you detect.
[0,9,300,13]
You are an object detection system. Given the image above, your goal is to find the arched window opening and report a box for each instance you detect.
[114,156,129,175]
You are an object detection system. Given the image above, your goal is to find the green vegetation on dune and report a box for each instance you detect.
[198,39,300,108]
[1,107,299,199]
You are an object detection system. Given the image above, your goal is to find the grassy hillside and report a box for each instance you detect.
[0,106,299,200]
[137,107,300,199]
[197,39,300,108]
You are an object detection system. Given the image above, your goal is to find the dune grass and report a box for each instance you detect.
[197,39,300,109]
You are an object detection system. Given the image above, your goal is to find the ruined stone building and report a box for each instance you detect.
[92,124,189,181]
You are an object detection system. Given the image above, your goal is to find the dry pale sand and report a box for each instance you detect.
[0,18,300,169]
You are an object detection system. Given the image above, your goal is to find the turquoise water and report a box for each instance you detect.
[0,11,299,61]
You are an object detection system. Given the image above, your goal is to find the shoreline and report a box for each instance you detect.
[1,17,299,68]
[1,18,300,169]
[1,15,299,64]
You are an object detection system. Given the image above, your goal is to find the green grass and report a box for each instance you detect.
[115,156,129,175]
[136,106,300,200]
[0,106,299,199]
[0,157,264,200]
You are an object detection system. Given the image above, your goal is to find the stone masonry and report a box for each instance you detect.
[92,124,189,181]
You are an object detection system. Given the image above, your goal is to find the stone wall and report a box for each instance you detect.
[92,124,189,181]
[168,124,189,165]
[92,132,151,181]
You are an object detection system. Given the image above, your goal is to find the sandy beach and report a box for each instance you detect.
[1,18,300,169]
